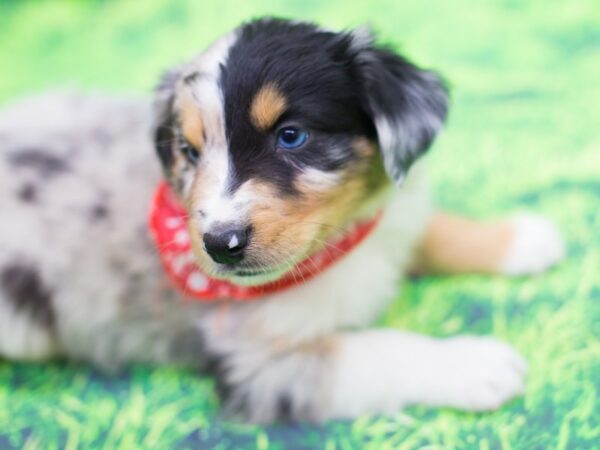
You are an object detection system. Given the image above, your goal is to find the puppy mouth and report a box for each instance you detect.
[224,267,289,286]
[210,259,301,286]
[232,268,272,277]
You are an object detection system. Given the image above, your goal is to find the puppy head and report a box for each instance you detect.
[153,19,448,284]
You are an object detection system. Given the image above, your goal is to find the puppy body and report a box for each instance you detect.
[0,90,429,411]
[0,20,564,423]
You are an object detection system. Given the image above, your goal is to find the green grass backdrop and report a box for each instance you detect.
[0,0,599,448]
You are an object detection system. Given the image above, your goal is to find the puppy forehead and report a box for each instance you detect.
[219,21,368,136]
[224,21,348,76]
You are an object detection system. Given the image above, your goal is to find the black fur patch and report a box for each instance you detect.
[154,120,175,173]
[90,204,109,221]
[204,348,318,423]
[8,149,70,177]
[204,352,236,407]
[355,47,448,181]
[204,350,260,421]
[1,263,55,328]
[275,392,293,423]
[17,183,37,203]
[153,68,181,177]
[219,19,376,195]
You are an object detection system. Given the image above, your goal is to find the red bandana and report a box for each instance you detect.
[149,182,383,302]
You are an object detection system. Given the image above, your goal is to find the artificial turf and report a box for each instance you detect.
[0,0,599,448]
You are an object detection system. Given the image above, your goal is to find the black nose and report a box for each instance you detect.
[203,226,250,265]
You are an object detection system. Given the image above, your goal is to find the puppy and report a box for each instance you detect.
[0,18,564,423]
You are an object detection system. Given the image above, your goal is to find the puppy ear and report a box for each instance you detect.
[353,36,449,184]
[153,67,182,174]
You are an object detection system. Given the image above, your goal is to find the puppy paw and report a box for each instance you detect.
[500,213,565,276]
[424,336,528,411]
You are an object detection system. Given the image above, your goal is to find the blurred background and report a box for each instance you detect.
[0,1,598,449]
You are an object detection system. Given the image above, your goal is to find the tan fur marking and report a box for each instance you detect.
[250,83,287,131]
[295,336,338,356]
[245,152,388,265]
[353,137,377,158]
[180,95,204,150]
[414,213,515,274]
[187,138,390,277]
[264,334,339,356]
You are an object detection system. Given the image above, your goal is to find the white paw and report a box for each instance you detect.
[423,336,528,411]
[500,213,565,276]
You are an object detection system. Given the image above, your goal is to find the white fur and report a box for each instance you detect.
[0,298,56,360]
[187,31,238,80]
[176,31,248,232]
[198,144,235,230]
[375,111,444,185]
[501,213,566,275]
[297,168,342,190]
[329,331,527,418]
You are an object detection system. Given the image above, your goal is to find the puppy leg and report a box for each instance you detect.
[413,212,565,275]
[0,295,57,361]
[207,330,526,423]
[328,330,527,419]
[0,264,58,360]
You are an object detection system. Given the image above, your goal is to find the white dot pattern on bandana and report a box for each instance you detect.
[174,229,190,246]
[165,217,182,229]
[172,252,195,275]
[186,271,208,291]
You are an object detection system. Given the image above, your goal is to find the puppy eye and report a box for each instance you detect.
[276,127,309,150]
[180,142,200,164]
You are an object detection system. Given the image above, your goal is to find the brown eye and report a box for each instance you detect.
[180,142,200,164]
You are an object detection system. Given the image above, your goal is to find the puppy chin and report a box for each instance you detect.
[196,256,294,287]
[209,257,307,286]
[225,267,291,286]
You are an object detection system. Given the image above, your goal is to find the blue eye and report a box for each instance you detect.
[276,127,308,150]
[180,143,200,164]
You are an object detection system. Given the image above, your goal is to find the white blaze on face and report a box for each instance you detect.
[177,30,248,233]
[198,143,235,231]
[180,30,237,148]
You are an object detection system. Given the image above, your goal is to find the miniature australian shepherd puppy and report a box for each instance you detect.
[0,19,564,423]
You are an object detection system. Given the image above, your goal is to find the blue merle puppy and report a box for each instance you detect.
[0,19,564,423]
